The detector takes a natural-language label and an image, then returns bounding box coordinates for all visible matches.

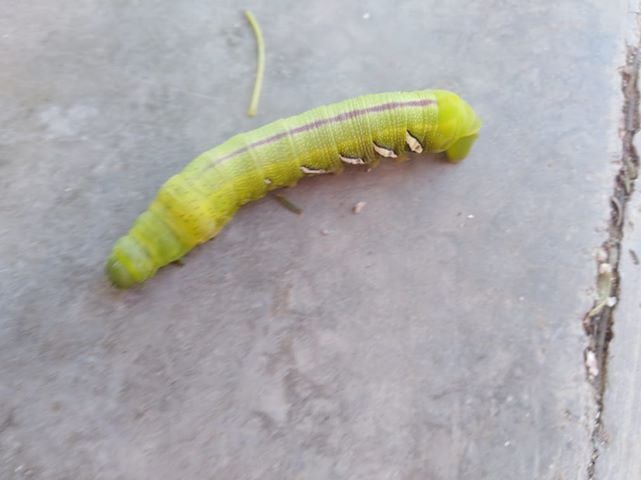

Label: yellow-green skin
[106,89,481,288]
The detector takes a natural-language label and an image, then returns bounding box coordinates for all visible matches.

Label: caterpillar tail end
[105,235,158,289]
[106,255,137,289]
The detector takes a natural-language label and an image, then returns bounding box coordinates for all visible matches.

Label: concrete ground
[0,1,638,479]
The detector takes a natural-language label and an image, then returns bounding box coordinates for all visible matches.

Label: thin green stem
[244,10,265,117]
[271,193,303,215]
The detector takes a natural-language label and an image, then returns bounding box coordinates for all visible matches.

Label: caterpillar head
[432,90,481,163]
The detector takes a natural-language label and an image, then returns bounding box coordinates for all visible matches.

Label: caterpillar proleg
[106,89,481,288]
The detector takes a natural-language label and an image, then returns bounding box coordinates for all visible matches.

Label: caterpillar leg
[445,133,479,163]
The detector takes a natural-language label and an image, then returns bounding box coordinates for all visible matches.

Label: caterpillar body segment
[106,89,481,288]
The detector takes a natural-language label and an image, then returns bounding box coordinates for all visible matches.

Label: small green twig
[271,193,303,215]
[244,10,265,117]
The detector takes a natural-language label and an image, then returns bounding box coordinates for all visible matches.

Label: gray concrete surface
[0,1,633,479]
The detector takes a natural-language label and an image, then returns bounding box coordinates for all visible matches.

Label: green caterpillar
[106,89,481,288]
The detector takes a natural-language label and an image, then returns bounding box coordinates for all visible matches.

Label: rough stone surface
[0,1,630,479]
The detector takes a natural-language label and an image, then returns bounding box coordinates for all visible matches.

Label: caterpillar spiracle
[106,89,481,288]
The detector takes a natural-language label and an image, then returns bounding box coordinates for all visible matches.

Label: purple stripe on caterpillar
[207,98,435,168]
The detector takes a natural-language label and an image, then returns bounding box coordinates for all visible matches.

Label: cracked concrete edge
[583,4,641,479]
[594,145,641,479]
